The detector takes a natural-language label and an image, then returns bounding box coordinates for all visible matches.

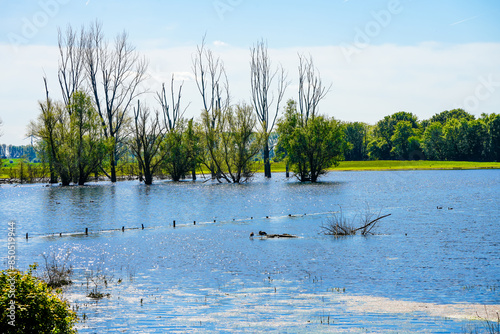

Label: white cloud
[1,42,499,145]
[213,40,228,47]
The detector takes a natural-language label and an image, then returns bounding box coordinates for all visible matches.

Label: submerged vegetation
[40,251,73,289]
[320,207,391,236]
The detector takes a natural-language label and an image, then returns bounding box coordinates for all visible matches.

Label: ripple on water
[1,170,499,332]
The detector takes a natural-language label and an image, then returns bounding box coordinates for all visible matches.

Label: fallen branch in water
[265,233,298,238]
[320,207,391,237]
[353,213,391,236]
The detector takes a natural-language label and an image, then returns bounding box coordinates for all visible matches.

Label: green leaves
[30,91,108,185]
[277,100,345,182]
[200,103,262,183]
[0,264,78,334]
[162,120,200,182]
[390,120,415,160]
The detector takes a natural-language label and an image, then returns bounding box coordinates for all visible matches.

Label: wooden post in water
[173,220,176,228]
[122,226,125,232]
[26,233,28,239]
[85,228,88,235]
[194,221,196,225]
[141,224,144,230]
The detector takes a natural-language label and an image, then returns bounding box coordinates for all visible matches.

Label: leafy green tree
[277,100,344,182]
[162,119,201,182]
[0,264,78,334]
[442,118,462,160]
[430,108,475,124]
[343,122,369,161]
[370,111,419,159]
[390,121,416,160]
[461,119,487,161]
[482,113,500,161]
[441,118,487,161]
[200,103,262,183]
[422,122,446,160]
[29,91,108,185]
[368,138,391,160]
[156,76,200,182]
[29,98,73,186]
[185,119,202,180]
[68,91,109,185]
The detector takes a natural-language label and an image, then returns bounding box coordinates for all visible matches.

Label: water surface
[1,170,499,332]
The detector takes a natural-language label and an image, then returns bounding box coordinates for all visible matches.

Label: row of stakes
[24,213,304,239]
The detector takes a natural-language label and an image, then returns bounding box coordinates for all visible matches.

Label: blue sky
[1,0,500,144]
[2,0,500,47]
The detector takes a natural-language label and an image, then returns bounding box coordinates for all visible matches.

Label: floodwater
[1,170,499,333]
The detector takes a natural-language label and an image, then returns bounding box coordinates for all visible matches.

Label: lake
[1,170,499,333]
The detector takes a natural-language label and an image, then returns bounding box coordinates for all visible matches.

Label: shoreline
[0,163,500,186]
[1,161,499,184]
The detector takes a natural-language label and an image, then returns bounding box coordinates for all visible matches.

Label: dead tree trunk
[250,40,289,178]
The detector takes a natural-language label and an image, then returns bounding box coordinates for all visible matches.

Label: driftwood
[264,233,298,239]
[252,232,298,239]
[353,213,391,235]
[320,210,391,236]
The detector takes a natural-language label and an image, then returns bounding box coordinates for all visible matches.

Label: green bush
[0,264,78,334]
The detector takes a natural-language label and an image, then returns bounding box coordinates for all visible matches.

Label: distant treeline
[341,109,499,162]
[0,144,37,161]
[6,108,498,168]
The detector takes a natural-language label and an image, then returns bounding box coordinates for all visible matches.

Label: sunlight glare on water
[1,170,499,332]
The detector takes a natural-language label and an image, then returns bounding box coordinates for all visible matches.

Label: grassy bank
[2,159,499,181]
[265,160,500,173]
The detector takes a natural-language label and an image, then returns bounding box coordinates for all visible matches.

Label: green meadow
[2,158,499,181]
[266,160,500,173]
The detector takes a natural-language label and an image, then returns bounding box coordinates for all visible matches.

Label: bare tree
[297,54,331,124]
[58,25,85,110]
[192,36,230,178]
[250,40,289,178]
[84,21,148,182]
[157,75,199,181]
[157,74,189,132]
[129,101,165,185]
